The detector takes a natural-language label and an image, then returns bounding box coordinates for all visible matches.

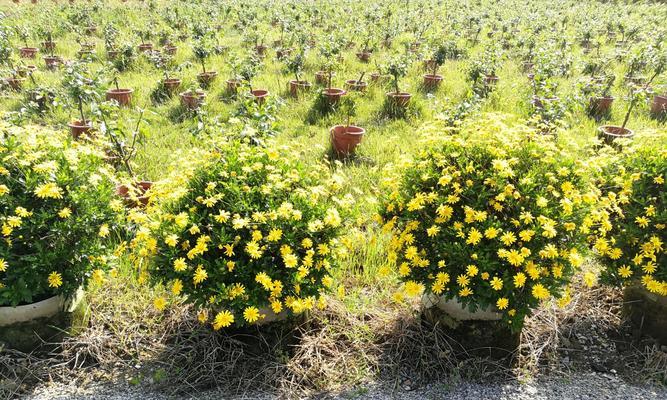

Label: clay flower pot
[597,125,634,145]
[322,88,346,104]
[84,26,97,35]
[288,80,311,97]
[106,88,134,106]
[254,44,267,56]
[0,288,85,352]
[315,71,333,85]
[43,55,61,70]
[522,61,534,72]
[163,78,181,93]
[588,96,615,115]
[180,91,206,109]
[19,47,38,58]
[423,74,443,89]
[386,91,412,107]
[138,43,153,53]
[356,51,371,62]
[5,77,25,91]
[531,96,559,110]
[41,41,56,52]
[197,71,218,87]
[276,48,292,59]
[163,45,177,55]
[345,79,368,92]
[484,75,499,85]
[226,79,241,93]
[330,125,365,156]
[650,95,667,116]
[106,50,119,60]
[68,120,93,139]
[248,89,269,104]
[116,181,153,207]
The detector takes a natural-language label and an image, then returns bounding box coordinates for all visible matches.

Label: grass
[0,0,666,397]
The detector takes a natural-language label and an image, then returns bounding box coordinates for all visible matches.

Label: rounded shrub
[0,123,120,306]
[132,142,344,329]
[591,146,666,294]
[380,135,597,329]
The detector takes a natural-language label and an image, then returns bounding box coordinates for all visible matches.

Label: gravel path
[22,373,667,400]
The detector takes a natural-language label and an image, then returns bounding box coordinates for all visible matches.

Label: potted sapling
[149,52,182,103]
[193,39,217,88]
[330,94,365,157]
[346,71,368,92]
[180,83,206,110]
[286,49,311,97]
[62,62,102,138]
[316,35,343,86]
[587,75,615,117]
[356,36,374,63]
[106,75,133,107]
[237,55,268,104]
[16,27,38,59]
[385,53,411,108]
[423,43,448,90]
[136,28,154,53]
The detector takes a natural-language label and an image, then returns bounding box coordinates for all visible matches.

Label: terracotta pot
[248,89,269,104]
[41,41,56,51]
[106,50,119,60]
[116,181,153,207]
[106,88,133,106]
[624,284,667,345]
[322,88,346,104]
[356,51,371,62]
[386,91,412,107]
[345,79,367,92]
[597,125,633,144]
[588,96,614,115]
[276,48,292,59]
[180,91,206,109]
[163,45,177,55]
[484,75,499,85]
[0,287,85,352]
[5,77,25,91]
[226,79,241,93]
[423,74,443,89]
[138,43,153,53]
[68,120,92,139]
[254,44,267,56]
[163,78,181,93]
[330,125,365,156]
[650,95,667,116]
[44,55,61,70]
[197,71,218,86]
[19,47,38,58]
[84,26,97,35]
[288,80,311,97]
[522,61,534,72]
[315,71,332,85]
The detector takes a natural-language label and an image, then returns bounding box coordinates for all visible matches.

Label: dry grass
[2,275,666,399]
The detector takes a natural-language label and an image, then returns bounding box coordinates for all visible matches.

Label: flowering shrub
[591,147,666,295]
[0,123,120,306]
[380,135,597,329]
[132,142,344,329]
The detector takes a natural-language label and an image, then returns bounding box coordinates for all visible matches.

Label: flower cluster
[131,141,344,329]
[0,123,120,306]
[380,135,597,329]
[591,147,666,294]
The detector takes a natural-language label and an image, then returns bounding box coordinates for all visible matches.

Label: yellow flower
[0,258,6,271]
[165,234,178,247]
[583,272,597,288]
[427,225,440,237]
[496,298,509,310]
[459,287,473,297]
[456,274,470,286]
[635,216,649,229]
[48,271,63,288]
[34,182,63,199]
[531,284,550,300]
[404,280,424,297]
[212,310,235,329]
[513,272,527,288]
[466,265,478,277]
[271,300,283,314]
[0,184,9,196]
[98,224,110,238]
[171,279,183,295]
[153,297,167,311]
[490,276,503,291]
[283,253,298,268]
[58,208,72,219]
[197,310,209,323]
[267,228,283,242]
[654,176,664,184]
[15,207,31,217]
[500,232,516,246]
[618,265,633,279]
[193,265,208,285]
[91,269,105,285]
[174,258,187,272]
[245,241,262,259]
[466,228,482,245]
[243,306,261,323]
[484,227,499,239]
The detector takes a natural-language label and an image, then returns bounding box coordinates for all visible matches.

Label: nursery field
[0,0,666,399]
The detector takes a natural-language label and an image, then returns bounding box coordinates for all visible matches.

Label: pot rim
[386,91,412,98]
[331,125,366,136]
[107,88,134,94]
[423,74,444,79]
[290,80,311,86]
[68,119,92,128]
[322,88,346,96]
[598,125,634,138]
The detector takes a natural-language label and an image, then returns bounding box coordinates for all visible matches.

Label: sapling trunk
[200,59,206,74]
[328,70,332,90]
[432,62,438,76]
[622,70,661,130]
[394,75,399,94]
[295,70,300,83]
[357,71,365,84]
[77,97,85,123]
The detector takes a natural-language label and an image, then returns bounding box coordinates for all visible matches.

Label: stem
[78,97,85,123]
[357,71,365,84]
[201,59,206,74]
